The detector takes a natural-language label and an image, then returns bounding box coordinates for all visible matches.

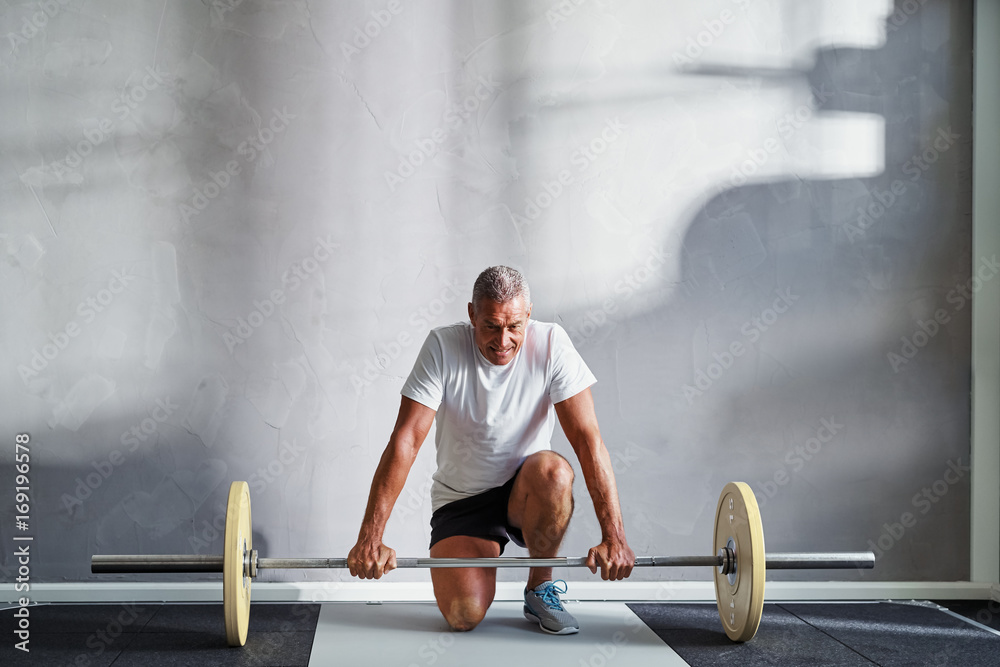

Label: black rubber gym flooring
[628,600,1000,666]
[1,603,319,666]
[2,600,997,665]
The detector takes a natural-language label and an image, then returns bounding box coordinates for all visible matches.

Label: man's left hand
[586,537,635,581]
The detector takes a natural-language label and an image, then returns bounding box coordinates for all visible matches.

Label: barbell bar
[92,552,875,572]
[91,481,874,646]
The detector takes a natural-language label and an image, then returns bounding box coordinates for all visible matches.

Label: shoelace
[535,580,568,611]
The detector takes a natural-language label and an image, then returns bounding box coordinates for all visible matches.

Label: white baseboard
[3,580,995,606]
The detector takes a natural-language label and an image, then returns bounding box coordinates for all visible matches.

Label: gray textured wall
[0,0,973,585]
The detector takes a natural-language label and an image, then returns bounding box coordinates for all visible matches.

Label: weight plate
[224,481,252,647]
[713,481,765,642]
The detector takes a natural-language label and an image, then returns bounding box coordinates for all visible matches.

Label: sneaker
[523,580,579,635]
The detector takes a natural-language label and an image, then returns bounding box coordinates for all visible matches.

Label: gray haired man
[348,266,634,634]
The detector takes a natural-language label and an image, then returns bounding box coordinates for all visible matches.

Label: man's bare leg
[429,535,500,631]
[507,451,575,590]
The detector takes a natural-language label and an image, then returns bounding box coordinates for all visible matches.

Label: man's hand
[586,537,635,581]
[347,539,398,580]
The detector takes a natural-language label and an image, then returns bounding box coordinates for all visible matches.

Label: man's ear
[468,301,475,324]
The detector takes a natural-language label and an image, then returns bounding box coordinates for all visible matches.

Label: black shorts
[428,469,526,555]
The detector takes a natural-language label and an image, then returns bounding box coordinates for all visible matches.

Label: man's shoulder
[428,321,473,347]
[528,319,562,335]
[523,320,579,363]
[527,319,570,345]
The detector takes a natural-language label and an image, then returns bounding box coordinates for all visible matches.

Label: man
[347,266,634,634]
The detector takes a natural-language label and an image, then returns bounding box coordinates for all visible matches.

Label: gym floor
[3,598,998,666]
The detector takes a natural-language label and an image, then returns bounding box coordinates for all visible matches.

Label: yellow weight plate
[713,481,765,642]
[224,481,252,647]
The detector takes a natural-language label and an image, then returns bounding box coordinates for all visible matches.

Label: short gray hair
[471,266,531,311]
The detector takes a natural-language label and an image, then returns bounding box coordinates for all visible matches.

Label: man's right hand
[347,539,398,579]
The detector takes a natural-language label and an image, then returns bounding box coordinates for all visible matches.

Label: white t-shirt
[401,320,597,512]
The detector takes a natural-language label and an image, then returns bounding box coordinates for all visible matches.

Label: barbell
[91,480,874,646]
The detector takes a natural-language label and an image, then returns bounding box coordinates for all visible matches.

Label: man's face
[468,297,531,366]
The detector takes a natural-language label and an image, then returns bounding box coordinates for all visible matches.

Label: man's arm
[347,395,436,579]
[554,387,635,580]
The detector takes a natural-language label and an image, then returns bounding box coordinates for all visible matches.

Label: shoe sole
[523,606,579,635]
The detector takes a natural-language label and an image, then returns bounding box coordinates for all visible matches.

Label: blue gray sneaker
[523,580,579,635]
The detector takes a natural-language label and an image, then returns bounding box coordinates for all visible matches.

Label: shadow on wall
[567,0,972,581]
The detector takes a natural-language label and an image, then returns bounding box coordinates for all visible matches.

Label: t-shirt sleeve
[401,330,445,411]
[548,324,597,404]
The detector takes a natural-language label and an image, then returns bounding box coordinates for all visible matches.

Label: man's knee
[443,597,489,631]
[529,451,574,494]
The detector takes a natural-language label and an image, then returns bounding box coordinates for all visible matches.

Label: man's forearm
[576,440,627,542]
[357,438,419,542]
